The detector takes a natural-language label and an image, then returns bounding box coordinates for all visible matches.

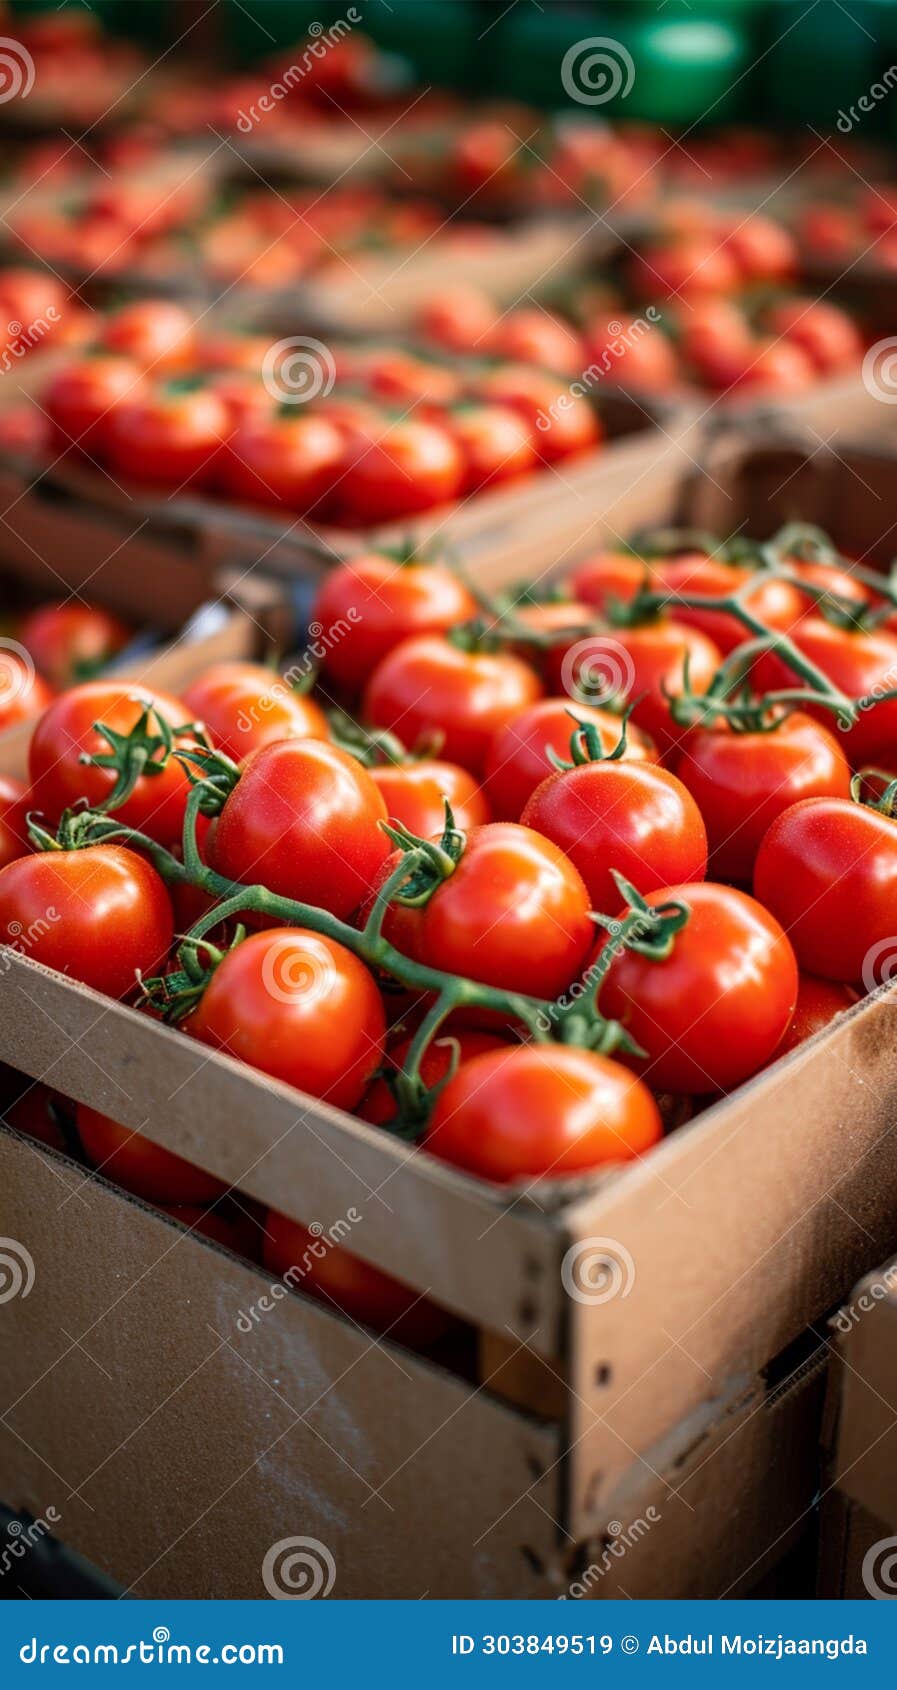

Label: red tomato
[182,660,328,762]
[475,366,601,463]
[262,1208,449,1346]
[336,416,464,525]
[29,681,198,845]
[371,759,489,837]
[77,1104,226,1203]
[101,299,197,371]
[568,551,655,616]
[312,555,476,693]
[629,237,741,300]
[360,1029,507,1126]
[764,298,862,374]
[0,845,173,998]
[376,821,593,1000]
[522,758,707,912]
[0,775,30,870]
[598,881,798,1093]
[2,1080,67,1152]
[211,739,390,920]
[487,308,584,376]
[754,796,897,984]
[654,553,803,655]
[19,601,130,687]
[0,650,51,732]
[363,348,463,409]
[196,332,271,373]
[675,713,852,882]
[416,285,498,353]
[732,338,816,396]
[449,403,535,493]
[191,928,385,1110]
[156,1201,264,1261]
[223,411,345,512]
[759,617,897,765]
[484,698,656,820]
[553,621,722,754]
[678,298,753,389]
[425,1045,662,1182]
[776,973,858,1057]
[582,314,679,391]
[364,634,543,774]
[786,557,870,626]
[43,354,142,452]
[106,382,229,488]
[724,215,796,284]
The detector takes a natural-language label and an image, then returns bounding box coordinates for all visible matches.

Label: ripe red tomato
[553,621,722,754]
[416,285,498,353]
[484,697,656,821]
[1,1077,67,1152]
[364,634,542,774]
[764,298,862,374]
[312,554,476,693]
[0,845,173,998]
[44,354,142,452]
[371,759,489,838]
[360,1029,507,1126]
[376,821,593,1000]
[598,882,798,1092]
[733,338,815,396]
[262,1207,449,1345]
[19,601,130,687]
[487,308,584,376]
[776,973,858,1058]
[724,215,796,283]
[363,348,464,410]
[336,417,464,525]
[425,1045,662,1182]
[674,712,851,882]
[223,411,345,512]
[754,796,897,983]
[211,739,390,920]
[106,382,229,487]
[759,617,897,765]
[190,927,385,1110]
[629,236,741,300]
[475,366,601,463]
[0,651,52,732]
[29,681,198,845]
[101,299,197,370]
[582,314,680,392]
[448,403,535,492]
[786,558,870,626]
[182,660,328,762]
[77,1104,226,1203]
[522,758,707,912]
[568,551,654,616]
[156,1200,264,1261]
[653,553,802,655]
[0,775,30,870]
[678,298,753,389]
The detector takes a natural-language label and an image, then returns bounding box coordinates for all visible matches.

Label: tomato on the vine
[223,411,345,512]
[0,651,52,732]
[335,417,464,525]
[19,601,131,687]
[182,660,329,762]
[758,616,897,764]
[364,634,543,774]
[371,759,489,838]
[567,551,653,617]
[101,299,197,370]
[653,553,803,655]
[44,354,142,453]
[106,381,229,488]
[551,620,722,753]
[312,554,476,693]
[360,1029,507,1126]
[448,403,535,493]
[77,1104,227,1203]
[484,697,656,822]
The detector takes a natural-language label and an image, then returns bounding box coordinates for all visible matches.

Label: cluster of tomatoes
[799,183,897,272]
[1,534,896,1343]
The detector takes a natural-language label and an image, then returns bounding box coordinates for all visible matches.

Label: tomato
[733,338,816,396]
[101,299,197,371]
[0,775,30,871]
[192,927,384,1109]
[156,1200,264,1261]
[759,617,897,765]
[754,796,897,984]
[629,236,741,300]
[416,285,498,353]
[43,354,142,453]
[0,650,52,732]
[553,621,722,754]
[0,1073,67,1152]
[475,366,601,463]
[764,298,862,375]
[371,759,489,838]
[360,1029,506,1125]
[106,382,229,488]
[77,1104,226,1203]
[262,1208,449,1345]
[29,681,198,845]
[363,348,464,409]
[197,332,271,373]
[313,554,476,693]
[211,739,390,920]
[223,411,345,512]
[568,551,655,616]
[678,298,753,389]
[724,215,796,283]
[19,601,130,687]
[336,416,464,525]
[653,554,803,655]
[205,368,272,430]
[0,845,173,998]
[484,697,656,822]
[364,634,542,774]
[582,314,679,392]
[487,308,584,376]
[448,403,535,492]
[776,973,858,1057]
[597,881,798,1093]
[425,1045,662,1182]
[376,821,593,1000]
[674,712,851,882]
[522,758,707,912]
[182,660,328,762]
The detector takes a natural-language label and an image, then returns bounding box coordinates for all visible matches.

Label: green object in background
[220,0,339,64]
[764,0,880,125]
[358,0,477,91]
[604,16,751,123]
[492,4,616,107]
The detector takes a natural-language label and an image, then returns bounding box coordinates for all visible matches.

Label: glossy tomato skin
[223,412,344,513]
[101,299,197,370]
[77,1104,226,1203]
[44,354,142,453]
[415,285,498,353]
[475,366,601,463]
[0,774,30,870]
[568,551,655,616]
[377,821,593,1000]
[753,797,897,983]
[211,739,390,920]
[312,555,476,693]
[552,621,722,755]
[484,697,656,822]
[182,660,328,762]
[191,928,385,1110]
[598,881,798,1093]
[654,554,803,655]
[425,1045,663,1183]
[19,601,130,687]
[776,973,858,1058]
[0,845,173,998]
[0,654,52,733]
[29,681,197,845]
[674,712,851,883]
[371,760,489,838]
[360,1029,506,1126]
[106,383,229,488]
[522,759,707,912]
[758,617,897,765]
[336,417,464,525]
[364,634,543,775]
[448,403,535,493]
[262,1208,449,1345]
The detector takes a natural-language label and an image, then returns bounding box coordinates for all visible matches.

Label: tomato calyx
[173,741,242,814]
[850,769,897,820]
[141,927,246,1023]
[547,703,638,771]
[327,711,413,769]
[379,804,466,908]
[80,703,205,815]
